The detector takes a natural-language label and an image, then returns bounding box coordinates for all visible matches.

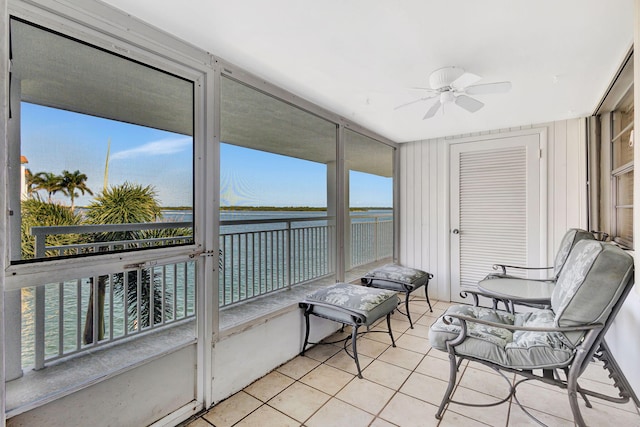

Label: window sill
[6,321,196,418]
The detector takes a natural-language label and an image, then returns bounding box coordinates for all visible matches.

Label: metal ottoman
[299,283,399,378]
[361,263,433,328]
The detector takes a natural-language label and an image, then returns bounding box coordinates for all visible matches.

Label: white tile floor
[182,299,640,427]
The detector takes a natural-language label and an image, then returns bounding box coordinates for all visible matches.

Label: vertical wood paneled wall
[398,119,588,301]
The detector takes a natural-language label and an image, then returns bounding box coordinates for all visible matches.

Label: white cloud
[111,137,191,160]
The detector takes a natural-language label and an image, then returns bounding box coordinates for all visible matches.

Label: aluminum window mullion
[76,279,82,348]
[92,275,99,344]
[160,265,166,324]
[58,282,64,357]
[149,267,155,327]
[136,269,142,331]
[109,274,114,340]
[182,262,188,317]
[123,272,129,335]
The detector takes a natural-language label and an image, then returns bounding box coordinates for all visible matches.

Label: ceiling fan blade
[455,95,484,113]
[451,72,482,89]
[423,100,442,119]
[394,94,438,110]
[409,86,438,92]
[465,81,512,95]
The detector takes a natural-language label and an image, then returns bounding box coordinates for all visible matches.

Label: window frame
[4,7,208,291]
[593,49,633,250]
[609,88,634,249]
[217,61,398,283]
[3,0,216,413]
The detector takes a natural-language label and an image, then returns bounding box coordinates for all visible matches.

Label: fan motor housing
[429,66,465,90]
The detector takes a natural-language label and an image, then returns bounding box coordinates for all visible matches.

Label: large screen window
[10,19,194,263]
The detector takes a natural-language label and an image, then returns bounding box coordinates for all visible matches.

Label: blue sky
[22,103,392,208]
[220,144,392,208]
[22,103,193,207]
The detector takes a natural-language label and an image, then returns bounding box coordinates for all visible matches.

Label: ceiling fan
[396,66,512,119]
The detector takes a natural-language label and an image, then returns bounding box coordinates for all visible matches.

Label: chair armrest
[491,264,553,280]
[443,312,603,333]
[459,289,515,312]
[492,264,553,275]
[459,289,508,308]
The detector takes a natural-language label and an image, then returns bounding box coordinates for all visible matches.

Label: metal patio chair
[463,228,596,312]
[429,240,637,426]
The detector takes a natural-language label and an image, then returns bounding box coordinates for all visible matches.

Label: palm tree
[30,172,63,202]
[60,170,93,210]
[20,198,85,259]
[85,182,162,230]
[82,182,164,343]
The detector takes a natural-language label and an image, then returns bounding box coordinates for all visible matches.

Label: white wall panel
[211,309,337,403]
[553,120,569,246]
[398,119,588,301]
[0,0,7,424]
[7,346,197,427]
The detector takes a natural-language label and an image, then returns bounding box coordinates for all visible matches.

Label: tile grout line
[298,304,418,426]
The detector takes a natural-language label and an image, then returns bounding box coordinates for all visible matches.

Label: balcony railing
[219,217,336,307]
[21,213,392,369]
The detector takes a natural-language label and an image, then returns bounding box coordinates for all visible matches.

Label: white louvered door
[450,134,542,302]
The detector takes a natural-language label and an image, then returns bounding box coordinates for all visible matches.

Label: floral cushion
[552,228,595,278]
[303,283,399,326]
[430,241,634,369]
[551,240,634,335]
[361,264,431,291]
[484,228,594,281]
[429,305,575,369]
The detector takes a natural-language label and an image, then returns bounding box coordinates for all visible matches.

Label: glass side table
[476,278,555,313]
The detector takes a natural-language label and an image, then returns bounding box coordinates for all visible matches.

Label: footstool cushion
[300,283,399,378]
[361,263,431,292]
[302,282,399,326]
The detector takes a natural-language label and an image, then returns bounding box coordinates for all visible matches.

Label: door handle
[452,229,460,234]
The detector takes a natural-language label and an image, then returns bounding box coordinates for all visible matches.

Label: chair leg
[301,310,311,356]
[425,285,433,312]
[386,313,396,347]
[351,325,363,379]
[405,290,414,328]
[567,370,587,426]
[436,349,458,419]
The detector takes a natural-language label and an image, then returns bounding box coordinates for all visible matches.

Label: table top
[477,278,554,304]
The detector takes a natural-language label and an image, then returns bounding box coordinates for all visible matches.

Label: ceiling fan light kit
[397,66,512,119]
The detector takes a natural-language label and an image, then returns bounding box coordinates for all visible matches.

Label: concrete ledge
[6,322,195,417]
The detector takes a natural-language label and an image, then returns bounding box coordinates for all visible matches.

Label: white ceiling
[100,0,634,143]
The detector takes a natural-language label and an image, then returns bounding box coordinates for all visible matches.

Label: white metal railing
[27,222,195,369]
[219,217,336,306]
[31,221,193,258]
[218,214,392,307]
[350,214,393,267]
[23,214,392,368]
[22,261,196,370]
